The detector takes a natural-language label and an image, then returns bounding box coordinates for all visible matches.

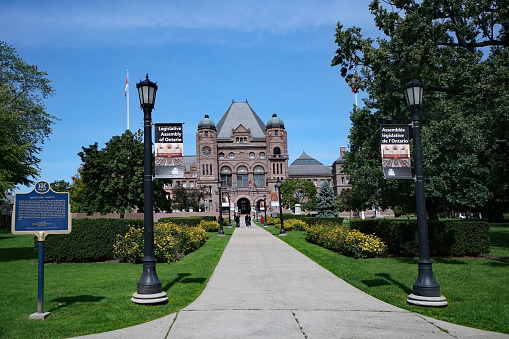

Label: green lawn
[261,223,509,334]
[0,227,233,338]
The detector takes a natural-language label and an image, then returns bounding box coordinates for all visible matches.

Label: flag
[125,75,129,97]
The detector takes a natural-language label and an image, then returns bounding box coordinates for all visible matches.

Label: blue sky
[2,0,378,192]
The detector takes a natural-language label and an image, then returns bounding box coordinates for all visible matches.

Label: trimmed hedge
[34,218,144,262]
[157,216,215,226]
[350,219,490,257]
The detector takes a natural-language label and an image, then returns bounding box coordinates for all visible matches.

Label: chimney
[340,146,346,157]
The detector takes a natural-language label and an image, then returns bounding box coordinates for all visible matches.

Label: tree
[0,41,56,201]
[316,181,338,217]
[280,178,317,211]
[77,130,145,217]
[332,0,508,220]
[171,186,210,212]
[50,180,70,192]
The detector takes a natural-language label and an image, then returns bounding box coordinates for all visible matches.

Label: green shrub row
[305,223,388,259]
[34,218,144,262]
[349,219,490,256]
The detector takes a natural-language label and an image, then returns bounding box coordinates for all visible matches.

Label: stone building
[164,100,351,216]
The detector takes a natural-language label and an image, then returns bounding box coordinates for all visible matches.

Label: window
[205,131,209,137]
[249,152,255,158]
[253,166,265,187]
[237,166,248,187]
[229,152,235,159]
[183,182,186,188]
[275,130,278,136]
[320,179,326,187]
[190,181,194,188]
[221,166,232,187]
[313,179,317,187]
[218,152,225,159]
[243,137,247,143]
[260,152,265,158]
[273,147,281,155]
[236,137,239,143]
[341,177,345,184]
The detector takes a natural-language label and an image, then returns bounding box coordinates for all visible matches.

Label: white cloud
[1,0,376,47]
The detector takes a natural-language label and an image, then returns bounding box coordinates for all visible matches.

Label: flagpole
[126,69,130,130]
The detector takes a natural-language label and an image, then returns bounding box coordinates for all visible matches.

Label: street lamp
[217,181,225,236]
[132,74,167,305]
[403,78,447,307]
[263,194,268,227]
[227,193,232,227]
[276,180,286,236]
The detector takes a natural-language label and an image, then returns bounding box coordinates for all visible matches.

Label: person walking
[245,214,249,228]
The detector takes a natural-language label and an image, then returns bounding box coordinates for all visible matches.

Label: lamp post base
[407,294,448,307]
[29,311,50,320]
[131,291,168,305]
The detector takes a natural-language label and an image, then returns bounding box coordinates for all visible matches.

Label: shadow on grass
[0,246,36,262]
[163,273,191,291]
[482,258,509,267]
[374,273,413,294]
[49,295,105,311]
[490,229,509,249]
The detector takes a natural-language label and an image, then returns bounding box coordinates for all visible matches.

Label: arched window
[273,147,281,155]
[221,166,232,187]
[237,166,248,187]
[253,166,265,187]
[249,152,255,158]
[218,152,225,159]
[259,152,265,159]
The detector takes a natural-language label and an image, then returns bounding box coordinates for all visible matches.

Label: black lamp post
[276,180,286,236]
[132,74,167,304]
[263,194,267,227]
[227,193,232,227]
[217,181,225,236]
[403,79,447,307]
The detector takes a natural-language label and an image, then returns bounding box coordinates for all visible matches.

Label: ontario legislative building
[164,100,351,217]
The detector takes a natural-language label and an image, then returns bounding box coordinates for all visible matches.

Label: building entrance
[237,198,251,214]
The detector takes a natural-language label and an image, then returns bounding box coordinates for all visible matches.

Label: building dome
[266,113,284,129]
[198,114,216,130]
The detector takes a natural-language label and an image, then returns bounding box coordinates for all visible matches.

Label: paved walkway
[81,223,508,338]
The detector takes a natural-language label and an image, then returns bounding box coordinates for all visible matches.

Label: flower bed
[114,221,207,263]
[306,223,388,259]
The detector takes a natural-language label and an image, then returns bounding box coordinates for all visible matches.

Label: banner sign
[221,192,230,207]
[380,124,413,180]
[270,192,279,207]
[12,181,71,236]
[155,123,184,178]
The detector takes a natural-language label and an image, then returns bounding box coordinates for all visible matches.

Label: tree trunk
[426,197,439,222]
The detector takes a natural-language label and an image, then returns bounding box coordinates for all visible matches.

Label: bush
[157,216,215,226]
[350,219,490,257]
[306,223,388,259]
[279,219,309,231]
[35,218,144,262]
[114,221,207,263]
[198,220,220,232]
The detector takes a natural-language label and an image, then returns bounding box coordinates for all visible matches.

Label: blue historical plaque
[12,181,71,236]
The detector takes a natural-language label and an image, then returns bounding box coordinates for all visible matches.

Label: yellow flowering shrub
[114,221,207,264]
[306,223,388,259]
[265,216,279,225]
[198,220,220,232]
[279,219,309,231]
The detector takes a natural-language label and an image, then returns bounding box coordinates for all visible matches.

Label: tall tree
[0,41,56,201]
[332,0,508,220]
[280,178,317,211]
[78,130,144,217]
